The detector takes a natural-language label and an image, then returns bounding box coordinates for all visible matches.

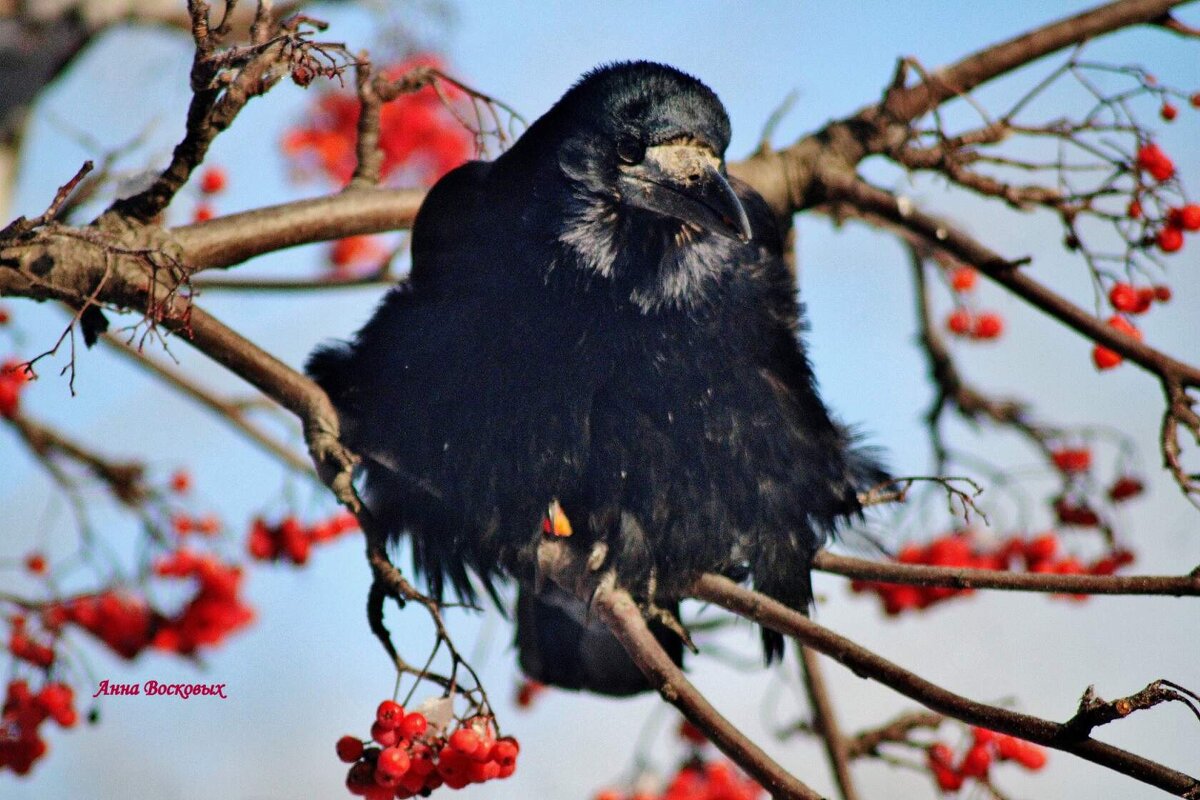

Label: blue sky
[4,2,1199,799]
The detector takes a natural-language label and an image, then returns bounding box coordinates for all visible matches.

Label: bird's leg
[642,569,698,654]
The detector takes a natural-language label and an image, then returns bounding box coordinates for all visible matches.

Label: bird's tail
[515,584,683,697]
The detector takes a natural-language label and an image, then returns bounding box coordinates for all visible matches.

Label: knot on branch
[1063,680,1200,741]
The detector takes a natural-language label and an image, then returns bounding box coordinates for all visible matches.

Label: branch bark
[694,574,1200,798]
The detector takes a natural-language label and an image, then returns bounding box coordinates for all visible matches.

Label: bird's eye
[616,138,644,165]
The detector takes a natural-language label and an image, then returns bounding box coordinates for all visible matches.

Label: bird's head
[515,61,753,309]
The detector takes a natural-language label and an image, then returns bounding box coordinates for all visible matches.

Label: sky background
[3,2,1199,799]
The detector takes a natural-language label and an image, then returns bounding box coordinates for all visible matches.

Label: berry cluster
[192,165,227,223]
[1,679,77,775]
[926,728,1046,792]
[8,616,55,669]
[149,550,255,654]
[283,55,472,189]
[20,552,254,662]
[851,532,1135,615]
[942,267,1004,341]
[246,512,359,565]
[338,701,518,798]
[0,358,32,418]
[595,761,762,800]
[594,721,761,800]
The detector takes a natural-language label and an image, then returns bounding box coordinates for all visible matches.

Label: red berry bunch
[246,512,359,565]
[943,268,1005,342]
[148,551,255,655]
[1107,282,1170,315]
[338,702,518,798]
[171,513,222,537]
[283,55,472,189]
[1156,203,1200,255]
[595,760,762,800]
[1,679,77,775]
[0,358,32,419]
[926,728,1046,792]
[43,591,156,660]
[190,165,227,223]
[1136,142,1175,182]
[8,616,55,669]
[851,533,997,615]
[853,532,1136,614]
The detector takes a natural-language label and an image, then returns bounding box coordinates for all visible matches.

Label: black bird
[308,61,883,696]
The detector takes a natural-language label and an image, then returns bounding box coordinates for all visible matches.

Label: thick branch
[172,189,423,270]
[695,574,1200,798]
[591,581,822,800]
[813,551,1200,596]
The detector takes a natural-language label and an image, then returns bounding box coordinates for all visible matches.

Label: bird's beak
[618,143,753,243]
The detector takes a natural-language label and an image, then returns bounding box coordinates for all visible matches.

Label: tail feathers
[516,584,683,697]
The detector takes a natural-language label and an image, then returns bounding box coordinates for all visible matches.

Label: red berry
[24,552,47,575]
[1192,92,1200,108]
[376,699,404,729]
[946,308,972,336]
[1011,740,1048,770]
[376,746,411,778]
[1158,225,1184,253]
[1126,199,1142,219]
[336,735,364,763]
[1108,283,1139,313]
[449,727,481,755]
[971,727,997,746]
[1179,204,1200,232]
[960,743,992,779]
[370,721,399,747]
[490,737,520,767]
[1050,447,1091,473]
[1107,315,1141,340]
[1153,285,1172,303]
[169,469,192,493]
[1160,103,1178,121]
[1093,345,1121,370]
[927,742,955,768]
[971,312,1003,340]
[193,203,215,223]
[1023,533,1058,565]
[199,166,227,194]
[949,266,978,292]
[346,761,376,795]
[398,711,427,740]
[679,719,707,745]
[1108,475,1145,502]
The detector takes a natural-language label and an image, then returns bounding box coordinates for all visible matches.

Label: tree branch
[694,573,1200,798]
[800,646,861,800]
[813,551,1200,596]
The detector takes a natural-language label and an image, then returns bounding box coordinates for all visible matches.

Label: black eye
[616,138,644,165]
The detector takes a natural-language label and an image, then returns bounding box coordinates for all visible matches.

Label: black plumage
[308,61,883,695]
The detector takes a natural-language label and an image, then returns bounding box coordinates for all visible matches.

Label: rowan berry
[336,735,364,763]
